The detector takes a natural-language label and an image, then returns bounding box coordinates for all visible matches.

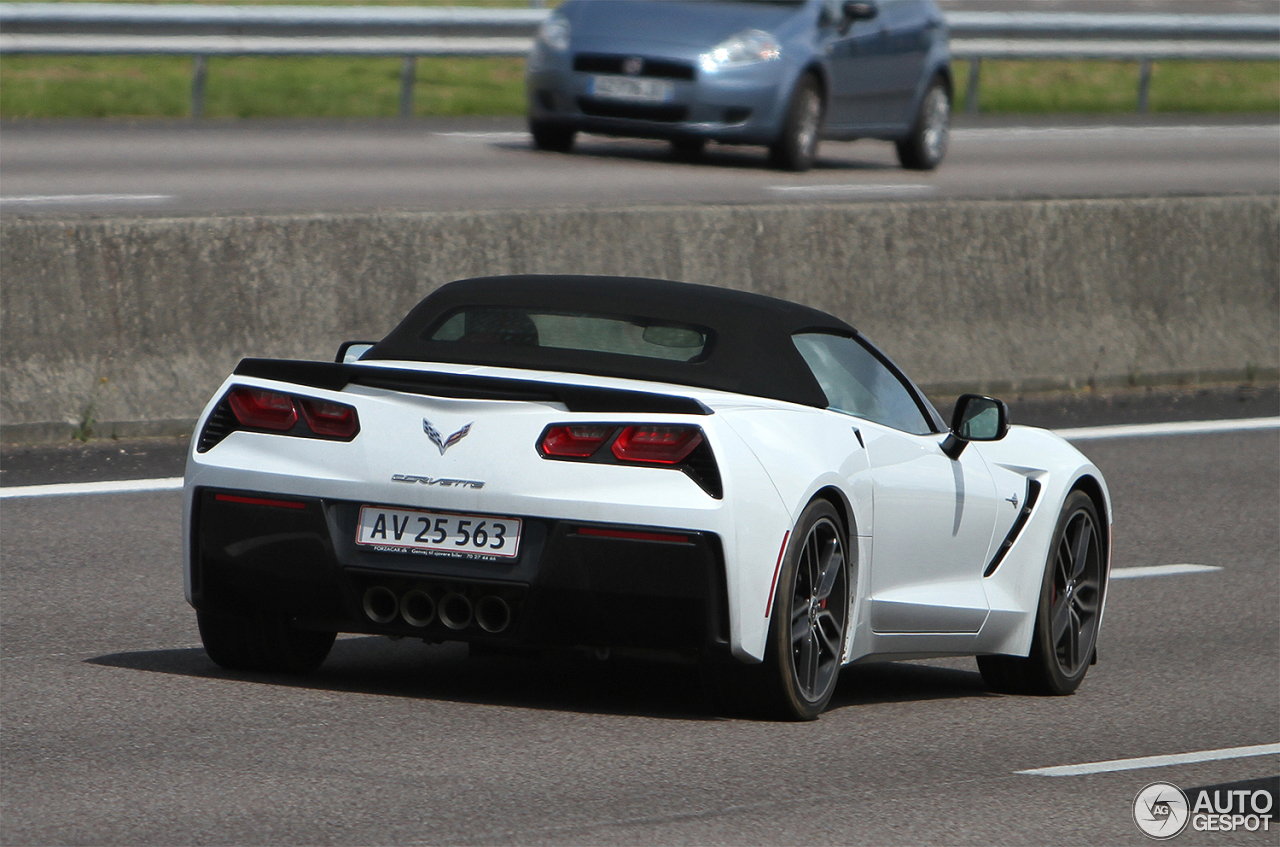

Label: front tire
[761,500,849,719]
[769,74,823,172]
[198,606,335,674]
[895,77,950,171]
[529,120,576,153]
[978,490,1105,695]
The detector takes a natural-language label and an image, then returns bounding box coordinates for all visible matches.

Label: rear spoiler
[233,359,712,416]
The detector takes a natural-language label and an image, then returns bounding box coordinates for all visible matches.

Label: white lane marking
[953,125,1279,142]
[0,193,173,205]
[0,477,183,499]
[766,183,935,196]
[1111,563,1223,579]
[1017,743,1280,777]
[1056,416,1280,441]
[435,131,528,140]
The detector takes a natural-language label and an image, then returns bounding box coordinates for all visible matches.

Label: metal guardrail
[945,12,1280,113]
[2,4,1276,118]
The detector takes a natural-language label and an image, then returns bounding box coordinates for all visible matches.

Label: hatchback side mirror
[336,341,377,364]
[842,0,880,27]
[941,394,1009,459]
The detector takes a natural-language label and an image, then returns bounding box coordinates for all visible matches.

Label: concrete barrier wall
[2,195,1277,442]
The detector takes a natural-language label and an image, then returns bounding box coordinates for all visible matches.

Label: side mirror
[336,341,376,364]
[841,0,879,29]
[941,394,1009,459]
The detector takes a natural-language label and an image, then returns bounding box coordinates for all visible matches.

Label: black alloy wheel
[978,490,1105,695]
[1047,501,1103,677]
[764,499,849,719]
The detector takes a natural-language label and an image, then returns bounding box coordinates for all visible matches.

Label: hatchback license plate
[591,75,674,103]
[356,506,521,559]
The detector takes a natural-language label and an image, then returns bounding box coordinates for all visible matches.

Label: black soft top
[369,275,855,408]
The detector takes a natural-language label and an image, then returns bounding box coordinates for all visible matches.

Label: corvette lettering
[391,474,486,489]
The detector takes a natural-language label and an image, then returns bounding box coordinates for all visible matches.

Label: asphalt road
[2,115,1276,216]
[2,392,1277,844]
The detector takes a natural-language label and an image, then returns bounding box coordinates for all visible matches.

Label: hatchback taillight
[228,387,297,431]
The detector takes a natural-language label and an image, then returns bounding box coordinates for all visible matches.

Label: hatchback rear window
[426,307,712,363]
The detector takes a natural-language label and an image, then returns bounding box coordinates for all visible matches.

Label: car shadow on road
[87,637,991,721]
[87,638,718,721]
[829,661,993,710]
[494,139,897,173]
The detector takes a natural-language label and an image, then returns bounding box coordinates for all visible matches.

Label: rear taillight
[540,424,614,458]
[228,387,297,431]
[535,422,720,498]
[199,385,360,451]
[299,397,360,439]
[611,425,703,464]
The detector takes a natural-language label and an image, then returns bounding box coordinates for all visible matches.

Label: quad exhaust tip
[475,596,512,634]
[364,586,510,633]
[363,585,399,624]
[438,592,474,631]
[400,589,436,628]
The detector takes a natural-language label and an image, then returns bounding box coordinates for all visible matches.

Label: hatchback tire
[896,77,950,170]
[530,120,576,153]
[769,74,823,172]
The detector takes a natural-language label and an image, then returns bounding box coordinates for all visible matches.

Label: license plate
[591,74,674,103]
[356,506,522,559]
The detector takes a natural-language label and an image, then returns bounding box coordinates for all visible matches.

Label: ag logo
[1134,782,1191,839]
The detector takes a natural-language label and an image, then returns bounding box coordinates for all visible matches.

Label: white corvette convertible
[185,275,1111,719]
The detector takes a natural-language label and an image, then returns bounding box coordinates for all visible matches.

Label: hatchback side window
[793,332,932,434]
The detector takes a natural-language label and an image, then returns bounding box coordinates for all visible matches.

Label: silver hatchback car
[526,0,952,171]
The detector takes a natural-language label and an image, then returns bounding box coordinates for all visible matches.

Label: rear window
[426,307,712,363]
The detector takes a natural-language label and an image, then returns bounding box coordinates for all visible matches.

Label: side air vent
[984,479,1041,577]
[681,440,723,499]
[197,398,238,452]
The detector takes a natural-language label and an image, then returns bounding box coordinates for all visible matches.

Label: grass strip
[952,59,1280,113]
[1,56,1276,119]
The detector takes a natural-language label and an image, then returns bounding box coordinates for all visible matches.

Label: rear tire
[895,77,950,170]
[978,490,1104,695]
[769,74,823,172]
[757,500,849,719]
[529,120,576,153]
[197,606,335,674]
